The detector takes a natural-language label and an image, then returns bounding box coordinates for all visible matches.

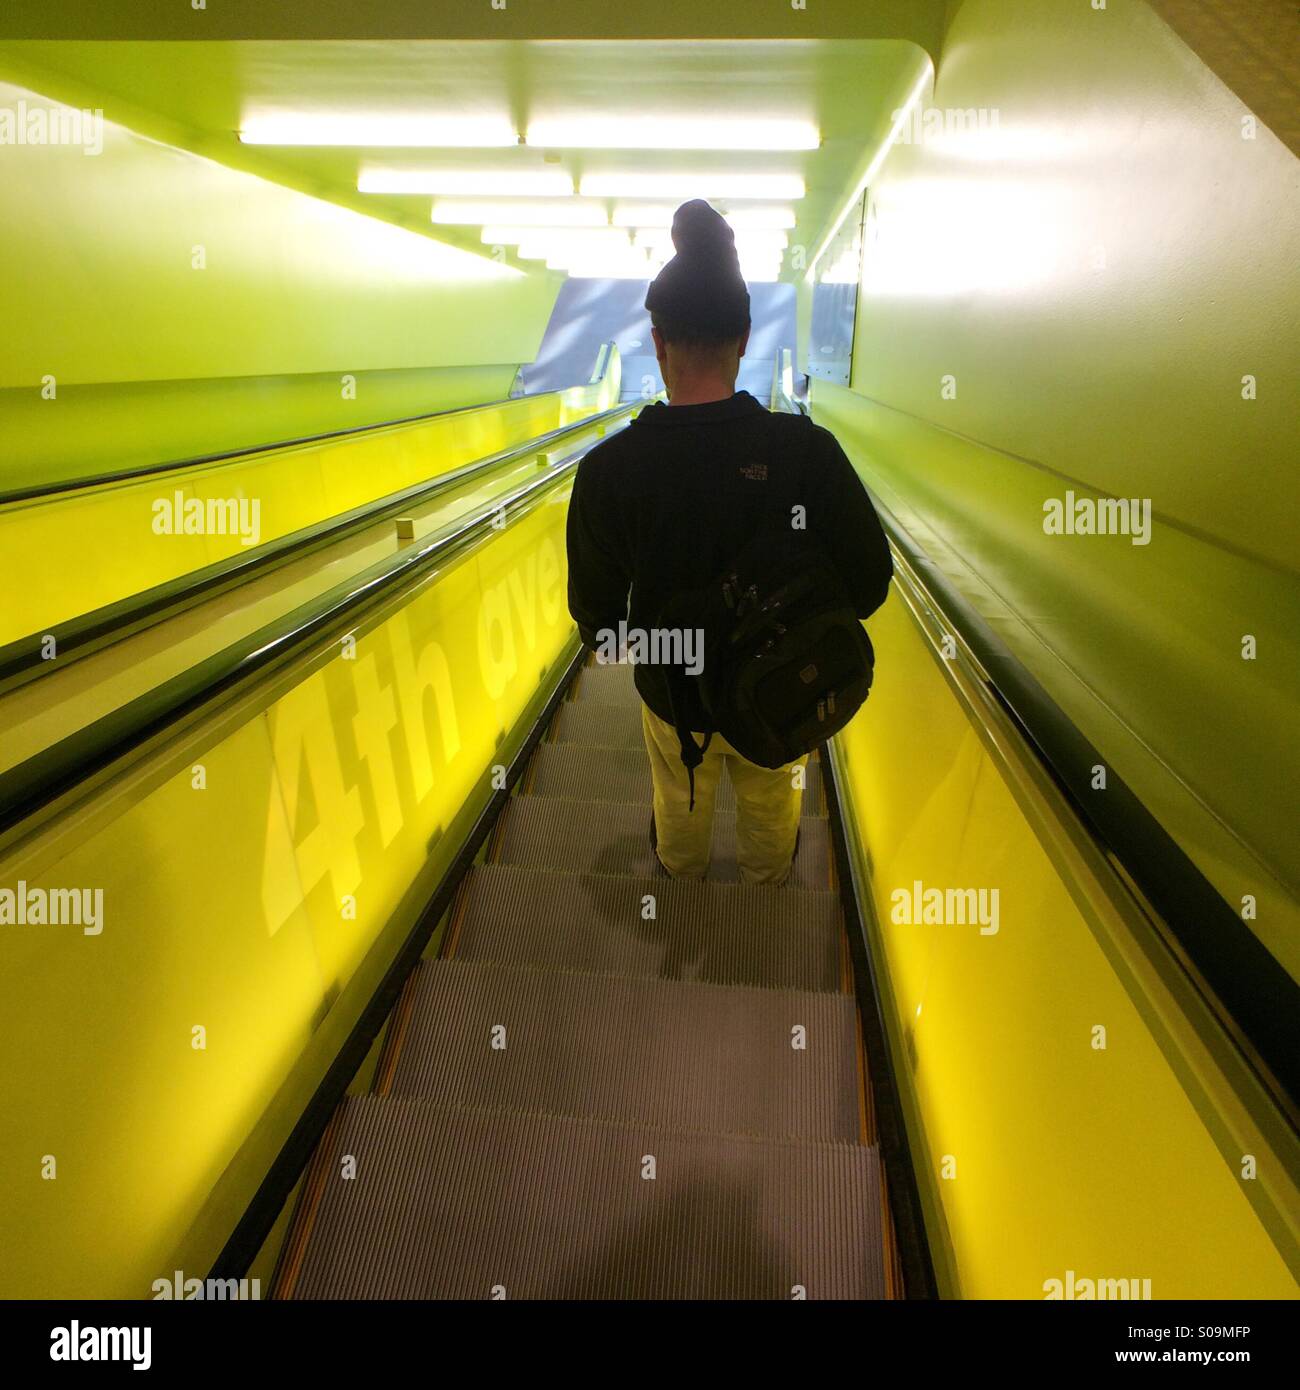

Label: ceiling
[5,39,926,280]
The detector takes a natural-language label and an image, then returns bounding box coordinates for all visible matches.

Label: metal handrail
[770,346,808,415]
[0,358,621,509]
[0,432,607,840]
[0,400,636,693]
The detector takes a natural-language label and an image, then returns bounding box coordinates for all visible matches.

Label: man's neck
[667,380,738,407]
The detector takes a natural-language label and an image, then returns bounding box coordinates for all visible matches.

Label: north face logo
[739,462,768,481]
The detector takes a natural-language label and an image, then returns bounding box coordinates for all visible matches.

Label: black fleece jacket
[566,390,893,728]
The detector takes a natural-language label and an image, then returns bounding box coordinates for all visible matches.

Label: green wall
[0,366,523,496]
[0,69,561,490]
[817,0,1300,959]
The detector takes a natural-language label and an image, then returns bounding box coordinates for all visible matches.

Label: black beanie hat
[644,199,751,339]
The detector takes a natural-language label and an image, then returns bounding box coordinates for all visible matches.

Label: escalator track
[274,657,896,1300]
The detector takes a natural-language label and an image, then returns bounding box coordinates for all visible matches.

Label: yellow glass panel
[834,589,1298,1298]
[0,481,577,1297]
[0,388,608,646]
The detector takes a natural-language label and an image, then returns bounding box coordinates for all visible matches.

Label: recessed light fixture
[726,206,801,230]
[503,230,636,255]
[483,225,631,247]
[612,203,797,231]
[581,173,805,200]
[241,114,519,147]
[544,238,647,259]
[525,117,819,151]
[360,169,574,196]
[432,199,609,227]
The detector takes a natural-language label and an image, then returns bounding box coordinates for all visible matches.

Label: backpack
[659,416,876,806]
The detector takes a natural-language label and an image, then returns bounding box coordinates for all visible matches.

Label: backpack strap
[665,671,712,812]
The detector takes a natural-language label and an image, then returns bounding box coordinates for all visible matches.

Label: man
[567,199,893,886]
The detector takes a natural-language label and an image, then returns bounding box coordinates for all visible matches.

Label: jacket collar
[632,390,765,427]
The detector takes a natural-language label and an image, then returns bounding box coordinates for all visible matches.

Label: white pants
[641,705,806,885]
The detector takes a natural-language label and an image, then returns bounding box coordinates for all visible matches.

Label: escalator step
[572,661,641,705]
[551,700,644,749]
[451,863,844,992]
[387,959,861,1141]
[526,742,827,816]
[494,796,832,890]
[287,1097,884,1300]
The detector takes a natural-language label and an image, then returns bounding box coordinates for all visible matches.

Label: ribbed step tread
[494,796,832,891]
[388,959,860,1141]
[287,1097,884,1300]
[527,742,826,817]
[452,863,844,992]
[572,661,642,706]
[552,700,644,749]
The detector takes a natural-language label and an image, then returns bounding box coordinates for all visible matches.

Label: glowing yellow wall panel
[833,589,1297,1299]
[0,485,576,1298]
[0,387,608,646]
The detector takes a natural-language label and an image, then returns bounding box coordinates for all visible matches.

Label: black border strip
[821,747,939,1301]
[880,511,1300,1115]
[0,403,632,691]
[207,643,588,1282]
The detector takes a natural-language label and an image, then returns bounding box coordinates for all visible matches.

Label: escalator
[1,362,1296,1301]
[275,657,893,1300]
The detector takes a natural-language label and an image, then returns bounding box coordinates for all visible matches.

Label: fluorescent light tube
[511,230,634,254]
[433,199,609,227]
[526,117,819,151]
[241,114,518,147]
[360,169,574,196]
[582,173,804,200]
[612,203,797,230]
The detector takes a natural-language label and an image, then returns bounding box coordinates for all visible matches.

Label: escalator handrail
[876,497,1300,1121]
[820,745,940,1299]
[771,347,809,416]
[0,400,636,693]
[763,397,1299,1123]
[0,351,619,510]
[0,432,606,842]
